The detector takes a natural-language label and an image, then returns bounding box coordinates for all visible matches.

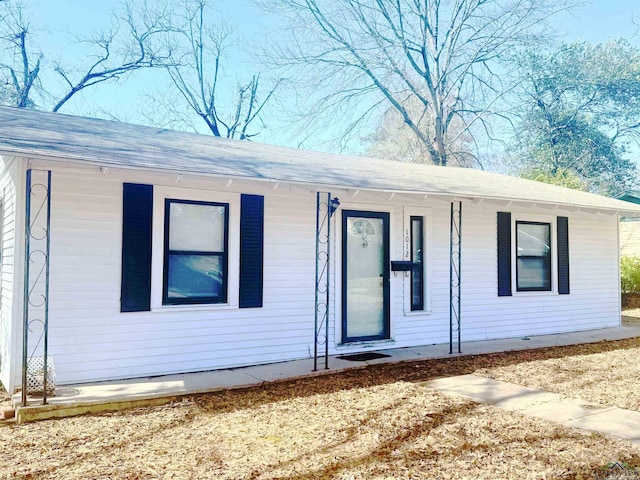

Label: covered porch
[11,317,640,423]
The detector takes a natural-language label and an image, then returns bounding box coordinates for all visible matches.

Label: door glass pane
[169,202,225,252]
[167,254,223,299]
[346,216,384,338]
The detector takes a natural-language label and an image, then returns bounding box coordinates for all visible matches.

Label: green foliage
[620,256,640,294]
[514,40,640,196]
[520,167,587,190]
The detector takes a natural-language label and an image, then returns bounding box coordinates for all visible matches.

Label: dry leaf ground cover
[476,316,640,411]
[3,336,640,479]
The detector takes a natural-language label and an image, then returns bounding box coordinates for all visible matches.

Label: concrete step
[13,395,181,423]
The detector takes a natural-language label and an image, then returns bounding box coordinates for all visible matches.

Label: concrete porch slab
[12,320,640,423]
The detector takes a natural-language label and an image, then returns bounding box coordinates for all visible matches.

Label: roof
[617,191,640,204]
[0,105,638,214]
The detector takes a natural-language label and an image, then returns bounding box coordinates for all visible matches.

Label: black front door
[342,210,390,343]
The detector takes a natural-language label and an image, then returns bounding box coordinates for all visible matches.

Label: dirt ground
[3,334,640,479]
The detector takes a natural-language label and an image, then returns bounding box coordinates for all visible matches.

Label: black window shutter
[557,216,570,295]
[121,183,153,312]
[239,194,264,308]
[497,211,512,297]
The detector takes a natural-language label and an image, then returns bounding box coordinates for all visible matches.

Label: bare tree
[49,2,177,112]
[266,0,579,165]
[0,2,41,107]
[0,0,175,112]
[162,0,279,139]
[365,94,476,166]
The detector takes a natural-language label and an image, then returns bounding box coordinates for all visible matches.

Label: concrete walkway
[12,317,640,423]
[425,374,640,445]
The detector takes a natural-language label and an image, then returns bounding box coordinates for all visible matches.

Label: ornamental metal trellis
[449,201,462,354]
[313,192,339,371]
[21,169,52,406]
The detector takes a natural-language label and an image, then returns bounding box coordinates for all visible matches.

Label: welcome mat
[336,352,391,362]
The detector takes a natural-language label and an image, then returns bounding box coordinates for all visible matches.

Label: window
[497,213,569,297]
[403,208,431,313]
[122,184,265,312]
[516,221,551,291]
[163,199,229,305]
[410,216,424,310]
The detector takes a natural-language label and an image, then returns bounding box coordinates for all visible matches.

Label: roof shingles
[0,105,638,213]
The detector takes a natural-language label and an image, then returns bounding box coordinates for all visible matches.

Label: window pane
[517,223,550,256]
[167,254,224,300]
[169,202,225,252]
[410,217,424,311]
[411,219,423,264]
[517,258,551,290]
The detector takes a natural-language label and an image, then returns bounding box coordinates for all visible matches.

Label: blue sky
[560,0,638,42]
[32,0,264,54]
[21,0,640,150]
[32,0,639,45]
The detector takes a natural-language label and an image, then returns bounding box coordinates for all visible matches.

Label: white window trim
[150,185,240,311]
[402,206,432,315]
[511,212,557,296]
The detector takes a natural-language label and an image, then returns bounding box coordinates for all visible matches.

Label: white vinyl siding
[3,158,623,386]
[22,161,316,384]
[0,157,20,392]
[334,198,619,351]
[459,203,619,341]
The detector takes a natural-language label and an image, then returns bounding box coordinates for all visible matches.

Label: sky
[32,0,639,40]
[559,0,638,42]
[15,0,640,152]
[25,0,278,136]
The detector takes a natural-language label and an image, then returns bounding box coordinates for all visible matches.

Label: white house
[617,191,640,257]
[0,105,638,396]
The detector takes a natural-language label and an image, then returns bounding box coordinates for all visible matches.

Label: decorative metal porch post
[314,192,339,371]
[450,201,462,354]
[21,169,52,406]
